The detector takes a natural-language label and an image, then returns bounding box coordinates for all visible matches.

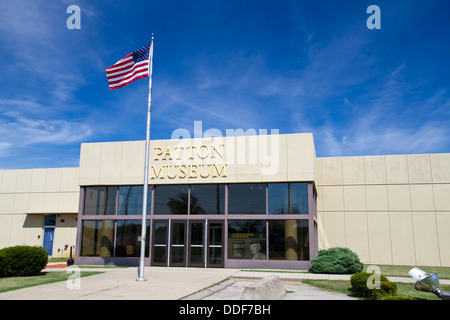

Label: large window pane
[290,183,308,214]
[268,220,309,261]
[118,186,151,215]
[228,184,266,215]
[84,187,116,215]
[268,183,289,214]
[115,220,150,257]
[80,220,114,256]
[154,185,189,214]
[228,220,266,260]
[190,184,225,214]
[268,183,308,215]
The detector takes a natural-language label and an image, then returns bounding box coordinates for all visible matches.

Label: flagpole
[137,33,154,282]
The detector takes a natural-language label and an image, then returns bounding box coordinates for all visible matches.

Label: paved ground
[1,263,438,300]
[182,279,358,300]
[0,266,237,300]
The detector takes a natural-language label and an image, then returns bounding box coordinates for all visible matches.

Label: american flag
[105,43,151,90]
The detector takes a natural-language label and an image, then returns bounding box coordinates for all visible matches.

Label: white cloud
[0,1,105,103]
[316,119,449,157]
[0,97,92,160]
[0,1,104,168]
[287,31,450,157]
[0,142,12,158]
[150,52,279,132]
[0,117,91,156]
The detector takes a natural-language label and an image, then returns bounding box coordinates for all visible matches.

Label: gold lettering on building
[151,165,164,179]
[213,163,227,177]
[166,165,178,179]
[163,147,173,160]
[179,164,187,178]
[199,164,210,178]
[189,164,197,178]
[154,147,163,160]
[151,143,227,180]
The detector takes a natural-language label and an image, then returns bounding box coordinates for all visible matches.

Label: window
[80,220,149,257]
[289,183,309,214]
[268,220,309,261]
[78,182,315,264]
[84,187,117,215]
[44,215,56,226]
[228,220,266,260]
[154,185,189,214]
[190,184,225,214]
[268,183,308,215]
[115,220,150,257]
[228,184,266,215]
[117,186,151,215]
[83,183,310,216]
[80,220,114,256]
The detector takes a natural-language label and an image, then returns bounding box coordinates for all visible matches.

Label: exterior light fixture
[408,267,450,300]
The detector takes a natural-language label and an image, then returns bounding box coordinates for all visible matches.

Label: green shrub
[350,272,397,300]
[0,245,48,277]
[309,247,364,274]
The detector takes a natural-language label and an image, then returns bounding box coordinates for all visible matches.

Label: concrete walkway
[182,278,358,300]
[1,264,439,300]
[0,266,238,300]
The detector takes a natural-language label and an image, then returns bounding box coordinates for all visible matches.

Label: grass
[302,279,450,300]
[244,264,450,280]
[245,264,450,300]
[0,271,103,293]
[395,282,450,300]
[302,263,450,300]
[369,264,450,280]
[48,258,69,262]
[303,279,355,296]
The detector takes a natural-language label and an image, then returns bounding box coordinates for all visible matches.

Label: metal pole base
[136,277,147,282]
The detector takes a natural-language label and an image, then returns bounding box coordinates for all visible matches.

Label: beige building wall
[317,153,450,267]
[0,167,79,257]
[2,134,449,267]
[77,133,317,186]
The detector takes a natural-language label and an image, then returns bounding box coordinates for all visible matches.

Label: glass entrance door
[152,221,168,266]
[187,220,224,267]
[189,221,205,267]
[152,219,223,267]
[208,221,224,267]
[151,220,187,267]
[170,221,186,266]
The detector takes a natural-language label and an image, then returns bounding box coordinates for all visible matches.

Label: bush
[350,272,397,300]
[309,247,364,274]
[0,245,48,277]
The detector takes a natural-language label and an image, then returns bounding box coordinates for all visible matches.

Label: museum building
[1,132,450,269]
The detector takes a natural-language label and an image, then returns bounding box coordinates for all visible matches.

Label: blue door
[43,227,55,256]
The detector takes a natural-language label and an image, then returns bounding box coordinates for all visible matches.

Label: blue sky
[0,0,449,169]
